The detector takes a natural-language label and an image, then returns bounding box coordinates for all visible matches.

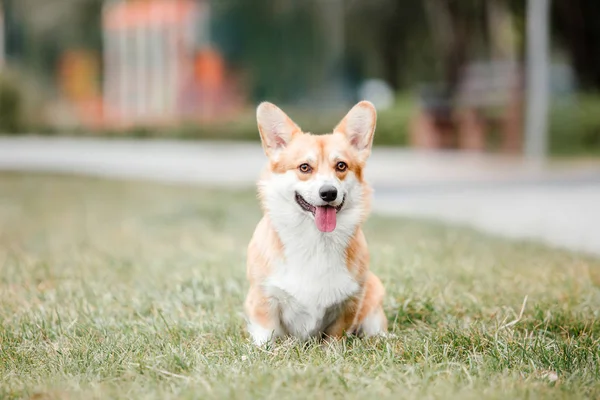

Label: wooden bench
[410,61,524,153]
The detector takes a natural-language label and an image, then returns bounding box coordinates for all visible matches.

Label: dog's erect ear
[334,101,377,159]
[256,102,301,159]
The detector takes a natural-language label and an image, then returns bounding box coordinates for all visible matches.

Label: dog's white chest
[265,249,359,340]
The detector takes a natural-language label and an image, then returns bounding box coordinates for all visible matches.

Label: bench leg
[457,109,486,151]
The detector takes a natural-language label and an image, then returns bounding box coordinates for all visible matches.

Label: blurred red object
[101,0,242,129]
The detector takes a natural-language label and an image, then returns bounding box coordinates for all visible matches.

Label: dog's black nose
[319,185,338,202]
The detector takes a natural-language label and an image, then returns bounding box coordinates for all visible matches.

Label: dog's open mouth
[295,192,345,233]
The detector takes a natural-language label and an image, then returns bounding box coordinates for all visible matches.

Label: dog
[244,101,387,346]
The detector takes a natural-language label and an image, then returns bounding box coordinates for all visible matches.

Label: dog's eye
[299,163,312,173]
[336,161,348,172]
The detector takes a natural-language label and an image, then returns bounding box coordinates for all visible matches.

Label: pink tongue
[315,206,337,232]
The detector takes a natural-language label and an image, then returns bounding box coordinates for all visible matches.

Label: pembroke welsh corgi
[245,101,387,345]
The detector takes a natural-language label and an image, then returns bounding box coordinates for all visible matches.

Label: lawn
[1,173,599,400]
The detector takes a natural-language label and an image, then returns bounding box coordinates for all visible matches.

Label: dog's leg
[356,272,387,337]
[245,285,282,346]
[324,272,387,339]
[323,297,360,340]
[359,305,387,337]
[323,312,353,340]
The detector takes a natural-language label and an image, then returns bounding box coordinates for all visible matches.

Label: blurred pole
[0,4,4,69]
[525,0,550,160]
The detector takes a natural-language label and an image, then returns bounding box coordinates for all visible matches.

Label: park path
[1,136,600,256]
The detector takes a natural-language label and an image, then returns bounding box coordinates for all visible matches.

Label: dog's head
[256,101,376,234]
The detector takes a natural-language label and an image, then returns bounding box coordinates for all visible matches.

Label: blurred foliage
[550,94,600,156]
[3,0,600,93]
[0,68,51,134]
[31,96,416,146]
[551,0,600,90]
[2,0,103,81]
[1,0,600,157]
[0,70,25,133]
[29,94,600,157]
[211,0,328,103]
[344,1,438,89]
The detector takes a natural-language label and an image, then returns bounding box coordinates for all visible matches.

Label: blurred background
[0,0,598,157]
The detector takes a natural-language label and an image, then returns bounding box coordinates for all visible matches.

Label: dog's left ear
[334,101,377,159]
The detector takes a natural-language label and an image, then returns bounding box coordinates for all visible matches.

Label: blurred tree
[552,0,600,91]
[0,71,24,132]
[1,0,24,61]
[210,0,328,104]
[345,0,437,90]
[3,0,600,103]
[3,0,103,84]
[344,0,506,93]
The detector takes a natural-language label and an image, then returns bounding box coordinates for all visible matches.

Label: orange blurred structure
[101,0,241,127]
[58,50,104,128]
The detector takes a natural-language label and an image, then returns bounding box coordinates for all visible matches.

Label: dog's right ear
[256,102,301,159]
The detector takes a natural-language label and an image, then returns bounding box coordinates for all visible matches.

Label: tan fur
[246,216,386,339]
[325,272,387,337]
[245,101,386,343]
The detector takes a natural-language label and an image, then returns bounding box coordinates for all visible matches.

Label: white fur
[360,309,387,337]
[248,167,367,343]
[247,320,283,346]
[248,101,378,345]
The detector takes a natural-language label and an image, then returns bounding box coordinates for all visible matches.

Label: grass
[1,173,599,399]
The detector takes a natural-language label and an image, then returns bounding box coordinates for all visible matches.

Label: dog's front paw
[248,322,278,347]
